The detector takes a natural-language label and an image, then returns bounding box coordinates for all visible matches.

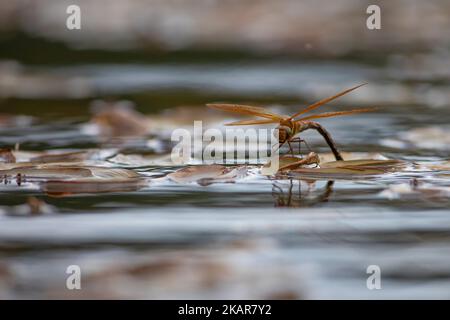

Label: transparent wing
[224,119,279,126]
[295,108,376,122]
[288,83,367,120]
[207,103,286,121]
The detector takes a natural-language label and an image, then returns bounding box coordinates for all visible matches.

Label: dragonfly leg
[273,140,286,156]
[289,138,312,156]
[287,138,301,156]
[287,141,295,155]
[302,139,313,152]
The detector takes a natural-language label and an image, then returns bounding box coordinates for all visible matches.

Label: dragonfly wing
[295,108,376,121]
[207,104,286,121]
[288,83,367,120]
[224,119,279,126]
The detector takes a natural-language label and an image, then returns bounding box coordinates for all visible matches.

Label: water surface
[0,58,449,299]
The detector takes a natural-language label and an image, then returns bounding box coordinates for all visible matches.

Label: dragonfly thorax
[277,120,300,143]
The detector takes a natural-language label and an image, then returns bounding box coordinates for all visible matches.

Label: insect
[207,83,375,161]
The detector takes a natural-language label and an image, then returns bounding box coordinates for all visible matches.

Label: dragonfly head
[277,125,293,143]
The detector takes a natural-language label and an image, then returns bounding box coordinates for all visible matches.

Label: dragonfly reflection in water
[272,179,335,207]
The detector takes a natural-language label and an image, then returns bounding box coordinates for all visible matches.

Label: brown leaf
[0,164,147,195]
[261,153,319,175]
[42,180,146,196]
[289,159,405,178]
[30,151,93,163]
[167,165,246,184]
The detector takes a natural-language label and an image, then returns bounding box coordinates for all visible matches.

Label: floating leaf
[289,159,405,178]
[0,165,93,180]
[41,180,147,196]
[318,152,389,163]
[261,153,400,177]
[30,151,94,163]
[278,153,320,171]
[261,153,319,176]
[167,165,247,184]
[0,165,147,195]
[107,153,176,167]
[8,149,116,164]
[320,159,404,169]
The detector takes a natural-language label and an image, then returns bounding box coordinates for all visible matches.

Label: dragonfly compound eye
[277,125,292,142]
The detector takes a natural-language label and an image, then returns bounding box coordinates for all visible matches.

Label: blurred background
[0,0,449,299]
[1,0,450,108]
[1,0,450,55]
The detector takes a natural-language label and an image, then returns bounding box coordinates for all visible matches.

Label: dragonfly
[207,83,375,161]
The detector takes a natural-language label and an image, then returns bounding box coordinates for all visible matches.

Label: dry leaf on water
[107,153,176,167]
[9,149,116,164]
[41,179,147,196]
[262,152,405,178]
[0,165,147,196]
[289,159,405,178]
[30,151,96,163]
[261,153,319,176]
[167,165,247,185]
[318,152,389,163]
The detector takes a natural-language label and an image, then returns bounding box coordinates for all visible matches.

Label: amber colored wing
[207,104,286,121]
[288,83,367,120]
[224,119,279,126]
[295,108,376,122]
